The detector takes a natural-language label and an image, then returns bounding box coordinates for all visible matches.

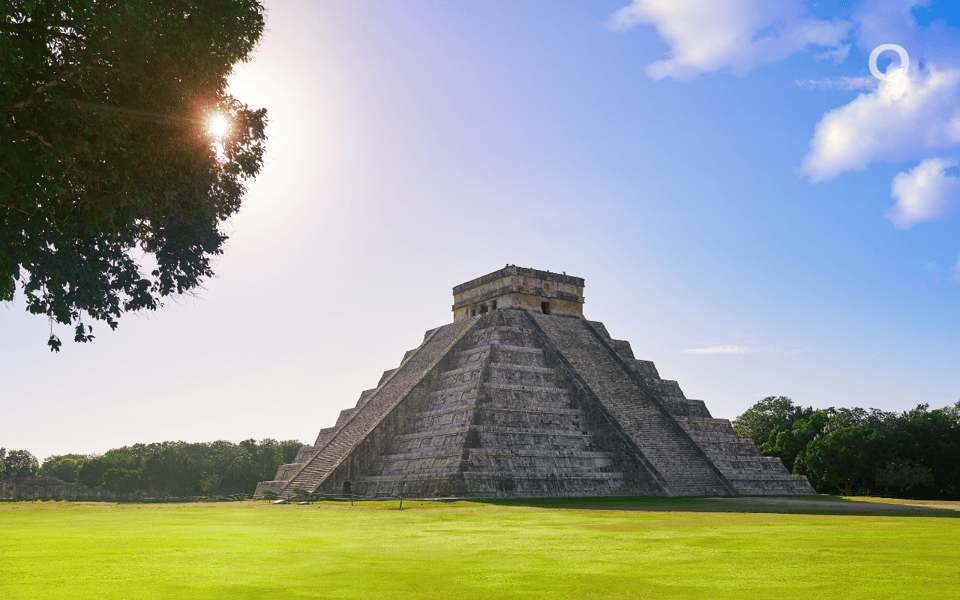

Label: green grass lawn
[1,496,958,599]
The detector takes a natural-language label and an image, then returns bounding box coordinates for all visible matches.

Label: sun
[207,113,230,138]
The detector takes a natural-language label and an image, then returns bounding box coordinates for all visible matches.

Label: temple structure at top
[453,265,584,321]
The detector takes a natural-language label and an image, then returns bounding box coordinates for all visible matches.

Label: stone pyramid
[255,266,814,499]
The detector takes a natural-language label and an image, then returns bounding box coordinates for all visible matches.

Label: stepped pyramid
[255,266,815,499]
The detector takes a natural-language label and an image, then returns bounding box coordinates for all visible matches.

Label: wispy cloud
[608,0,849,80]
[683,345,759,355]
[795,76,876,91]
[815,44,851,64]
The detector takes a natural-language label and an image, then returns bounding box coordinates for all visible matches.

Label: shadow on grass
[472,495,960,517]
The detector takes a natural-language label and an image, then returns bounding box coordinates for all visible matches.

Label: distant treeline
[0,439,302,498]
[6,398,959,501]
[734,397,960,499]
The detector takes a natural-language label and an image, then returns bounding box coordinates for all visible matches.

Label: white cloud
[609,0,850,80]
[799,66,960,183]
[795,76,876,91]
[951,255,960,284]
[885,158,960,229]
[683,345,759,355]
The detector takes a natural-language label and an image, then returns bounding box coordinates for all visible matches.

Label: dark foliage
[738,398,960,499]
[1,0,267,350]
[25,438,303,497]
[1,448,40,478]
[731,396,803,446]
[38,452,87,482]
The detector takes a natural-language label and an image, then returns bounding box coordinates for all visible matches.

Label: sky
[4,0,960,463]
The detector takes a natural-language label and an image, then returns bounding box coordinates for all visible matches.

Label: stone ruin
[0,477,119,501]
[256,266,815,499]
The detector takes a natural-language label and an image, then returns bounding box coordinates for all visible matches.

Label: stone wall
[0,478,119,501]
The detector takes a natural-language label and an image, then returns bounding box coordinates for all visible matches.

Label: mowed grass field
[1,496,958,599]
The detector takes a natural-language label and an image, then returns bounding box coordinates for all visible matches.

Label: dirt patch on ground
[586,496,960,515]
[708,496,960,513]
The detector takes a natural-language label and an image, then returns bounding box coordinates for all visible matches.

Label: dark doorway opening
[541,301,551,315]
[342,481,352,496]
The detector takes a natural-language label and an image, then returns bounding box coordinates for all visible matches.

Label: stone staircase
[354,310,643,497]
[598,328,816,496]
[671,416,813,494]
[528,312,735,496]
[254,316,479,499]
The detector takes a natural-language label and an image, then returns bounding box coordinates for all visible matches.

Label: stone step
[466,325,539,348]
[335,408,354,427]
[392,425,600,442]
[472,404,581,417]
[360,471,627,483]
[449,346,492,369]
[674,416,738,435]
[355,473,633,499]
[481,383,569,394]
[436,365,486,387]
[660,398,713,418]
[727,477,817,495]
[688,440,765,458]
[276,317,479,497]
[426,382,483,397]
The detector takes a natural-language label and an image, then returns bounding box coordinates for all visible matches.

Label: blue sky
[4,0,960,462]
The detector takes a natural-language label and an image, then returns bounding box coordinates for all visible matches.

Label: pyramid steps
[254,315,479,498]
[672,416,816,495]
[256,265,815,500]
[528,312,735,497]
[589,324,815,496]
[350,311,645,498]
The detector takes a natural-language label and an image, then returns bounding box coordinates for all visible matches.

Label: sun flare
[207,114,230,138]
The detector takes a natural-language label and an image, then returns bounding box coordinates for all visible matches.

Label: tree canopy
[731,396,801,446]
[11,439,301,498]
[1,448,40,478]
[736,397,960,499]
[1,0,267,350]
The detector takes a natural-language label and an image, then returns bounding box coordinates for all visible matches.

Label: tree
[760,409,831,473]
[740,400,960,499]
[1,0,267,350]
[77,450,136,488]
[800,427,885,495]
[2,449,40,478]
[143,445,198,497]
[40,453,88,482]
[874,460,934,494]
[101,466,142,497]
[279,439,303,465]
[732,396,802,446]
[201,440,252,494]
[893,404,960,499]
